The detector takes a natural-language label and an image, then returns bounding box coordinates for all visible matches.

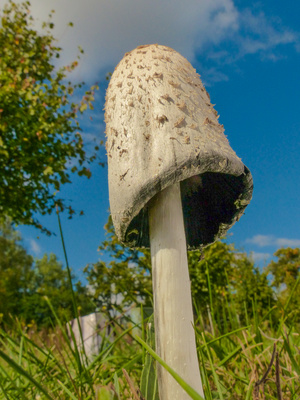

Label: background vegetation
[0,216,299,399]
[2,214,300,333]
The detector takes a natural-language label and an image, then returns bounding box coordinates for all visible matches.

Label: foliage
[0,219,33,321]
[0,311,143,400]
[268,247,300,290]
[84,216,152,317]
[21,253,94,327]
[1,223,300,398]
[140,315,159,400]
[0,293,299,399]
[85,217,274,329]
[0,221,93,328]
[0,1,102,233]
[267,247,300,322]
[230,253,275,324]
[189,240,235,325]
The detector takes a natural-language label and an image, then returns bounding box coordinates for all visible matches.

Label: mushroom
[105,44,253,399]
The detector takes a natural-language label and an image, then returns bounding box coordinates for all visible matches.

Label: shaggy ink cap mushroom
[105,44,253,249]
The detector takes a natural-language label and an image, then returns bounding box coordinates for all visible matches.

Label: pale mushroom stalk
[149,183,204,399]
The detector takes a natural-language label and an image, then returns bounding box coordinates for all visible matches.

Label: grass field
[1,215,299,399]
[0,295,299,399]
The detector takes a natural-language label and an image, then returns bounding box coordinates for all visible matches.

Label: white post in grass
[149,183,205,400]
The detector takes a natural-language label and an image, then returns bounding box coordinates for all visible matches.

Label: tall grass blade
[197,325,250,348]
[0,348,54,400]
[245,382,253,400]
[244,300,249,327]
[114,372,121,400]
[282,332,300,375]
[17,335,24,367]
[56,379,79,400]
[205,261,215,335]
[135,335,205,400]
[252,296,262,345]
[201,332,224,400]
[140,314,159,400]
[277,275,300,335]
[87,324,138,373]
[44,297,80,368]
[104,354,142,386]
[0,376,11,400]
[218,345,243,367]
[141,304,146,365]
[44,296,96,398]
[56,207,90,369]
[197,346,213,400]
[224,269,239,329]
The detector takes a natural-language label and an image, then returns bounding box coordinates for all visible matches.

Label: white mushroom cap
[105,44,253,249]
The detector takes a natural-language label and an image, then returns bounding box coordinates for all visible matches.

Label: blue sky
[15,0,300,282]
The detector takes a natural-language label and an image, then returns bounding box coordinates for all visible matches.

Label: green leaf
[0,348,54,400]
[282,331,300,375]
[135,335,205,400]
[43,166,53,175]
[114,373,121,400]
[79,103,88,112]
[140,315,159,400]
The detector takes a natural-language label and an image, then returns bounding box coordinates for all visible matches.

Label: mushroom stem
[149,183,204,400]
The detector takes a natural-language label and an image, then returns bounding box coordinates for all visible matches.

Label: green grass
[0,304,299,399]
[0,213,299,398]
[0,314,144,399]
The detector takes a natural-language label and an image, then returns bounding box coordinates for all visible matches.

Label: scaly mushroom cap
[105,44,253,249]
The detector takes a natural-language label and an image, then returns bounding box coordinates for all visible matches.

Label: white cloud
[28,238,42,255]
[23,0,239,80]
[250,251,271,262]
[246,235,300,248]
[237,9,298,58]
[246,235,274,247]
[276,238,300,248]
[202,67,229,86]
[13,1,299,84]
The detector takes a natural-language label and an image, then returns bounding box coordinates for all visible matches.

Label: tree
[85,216,275,329]
[230,252,275,325]
[267,247,300,322]
[0,1,102,233]
[189,241,274,329]
[0,219,34,320]
[0,221,94,328]
[22,253,94,327]
[84,216,153,317]
[189,240,235,317]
